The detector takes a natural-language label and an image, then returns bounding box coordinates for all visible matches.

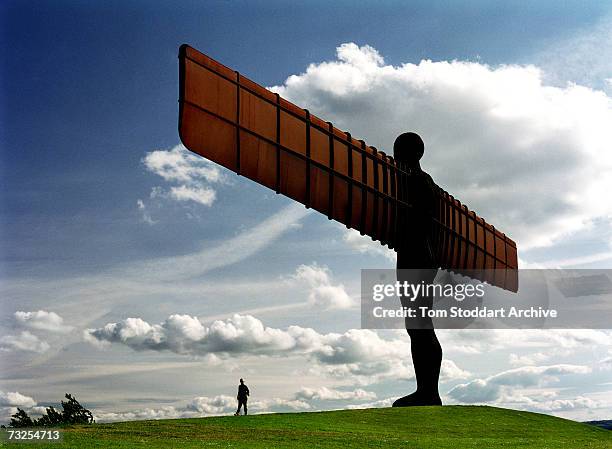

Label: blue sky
[1,0,612,422]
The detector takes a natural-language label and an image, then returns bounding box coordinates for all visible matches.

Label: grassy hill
[3,406,611,448]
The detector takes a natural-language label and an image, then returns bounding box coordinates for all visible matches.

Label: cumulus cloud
[0,331,49,353]
[512,395,608,413]
[168,185,215,206]
[93,396,235,423]
[509,352,552,366]
[293,264,353,309]
[94,395,310,422]
[144,144,222,184]
[0,391,39,424]
[439,329,612,355]
[448,364,591,403]
[346,397,395,410]
[142,144,224,209]
[271,42,612,250]
[440,359,470,381]
[15,310,72,334]
[85,314,412,384]
[342,229,395,261]
[250,398,311,413]
[295,386,376,401]
[0,391,36,408]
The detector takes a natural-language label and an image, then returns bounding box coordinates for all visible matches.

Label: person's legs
[243,400,247,415]
[393,268,442,407]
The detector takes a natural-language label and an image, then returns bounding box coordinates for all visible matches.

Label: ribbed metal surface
[178,44,518,292]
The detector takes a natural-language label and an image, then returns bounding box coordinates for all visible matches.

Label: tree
[8,393,94,427]
[10,408,34,428]
[59,394,94,425]
[33,406,63,427]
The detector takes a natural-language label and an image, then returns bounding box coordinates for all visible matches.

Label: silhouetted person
[234,378,250,415]
[392,132,442,407]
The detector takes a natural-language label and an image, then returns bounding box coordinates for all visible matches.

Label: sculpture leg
[393,268,442,407]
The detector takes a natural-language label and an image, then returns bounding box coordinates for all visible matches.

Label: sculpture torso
[396,167,438,270]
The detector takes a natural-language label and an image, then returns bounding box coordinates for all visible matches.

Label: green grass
[3,406,611,448]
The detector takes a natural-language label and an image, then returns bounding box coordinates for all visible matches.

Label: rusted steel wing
[178,44,518,292]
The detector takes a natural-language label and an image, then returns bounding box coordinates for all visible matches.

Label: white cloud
[0,391,39,424]
[121,202,311,282]
[93,395,310,422]
[0,331,49,353]
[536,16,612,93]
[342,229,395,261]
[448,364,591,403]
[0,391,36,408]
[271,42,612,250]
[94,406,187,422]
[440,359,470,381]
[250,398,311,412]
[295,386,376,401]
[509,352,552,366]
[529,396,607,413]
[294,264,353,309]
[142,144,224,208]
[168,185,216,206]
[93,396,236,422]
[185,395,236,414]
[439,329,612,355]
[136,199,157,225]
[143,144,222,184]
[85,314,413,384]
[15,310,72,334]
[346,397,395,410]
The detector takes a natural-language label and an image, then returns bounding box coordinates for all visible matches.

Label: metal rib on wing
[178,44,518,292]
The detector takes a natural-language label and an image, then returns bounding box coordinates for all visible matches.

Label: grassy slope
[4,406,612,449]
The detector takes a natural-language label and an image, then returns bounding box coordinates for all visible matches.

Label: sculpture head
[393,132,424,167]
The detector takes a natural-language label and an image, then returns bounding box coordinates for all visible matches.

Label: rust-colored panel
[310,165,329,216]
[366,156,374,189]
[239,75,277,103]
[377,158,385,193]
[506,241,518,269]
[331,177,349,223]
[180,102,237,171]
[474,217,485,270]
[484,226,496,269]
[183,45,236,80]
[279,151,307,204]
[350,184,362,230]
[178,44,519,292]
[351,149,362,182]
[280,97,306,118]
[184,56,236,122]
[239,133,276,190]
[365,190,376,237]
[333,138,349,177]
[495,234,506,261]
[280,110,306,156]
[239,88,276,142]
[450,200,458,267]
[310,126,329,166]
[466,215,476,268]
